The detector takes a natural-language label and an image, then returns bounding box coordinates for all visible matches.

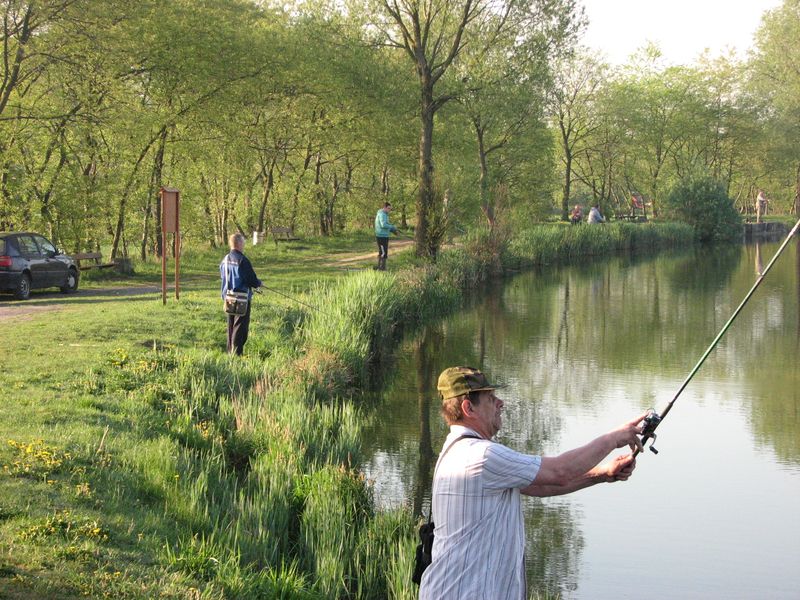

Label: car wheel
[60,268,79,293]
[14,273,31,300]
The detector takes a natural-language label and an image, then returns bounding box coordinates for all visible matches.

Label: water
[361,239,800,599]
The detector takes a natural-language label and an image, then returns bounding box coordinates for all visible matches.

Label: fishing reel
[640,409,662,454]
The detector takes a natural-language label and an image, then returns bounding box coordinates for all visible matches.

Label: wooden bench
[270,227,299,245]
[73,251,116,270]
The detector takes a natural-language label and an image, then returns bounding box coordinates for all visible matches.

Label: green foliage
[664,176,743,243]
[162,533,230,582]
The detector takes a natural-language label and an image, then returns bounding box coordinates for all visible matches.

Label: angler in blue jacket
[374,201,398,271]
[220,233,262,355]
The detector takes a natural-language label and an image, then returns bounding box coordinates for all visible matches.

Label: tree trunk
[290,142,313,231]
[152,127,168,258]
[474,120,494,228]
[561,151,572,221]
[417,80,435,257]
[111,138,159,261]
[381,166,389,196]
[140,201,151,261]
[795,162,800,215]
[0,6,33,118]
[256,157,276,234]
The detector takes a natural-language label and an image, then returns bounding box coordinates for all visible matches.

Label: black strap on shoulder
[425,433,482,523]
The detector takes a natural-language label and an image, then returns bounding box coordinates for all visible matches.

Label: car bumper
[0,271,22,292]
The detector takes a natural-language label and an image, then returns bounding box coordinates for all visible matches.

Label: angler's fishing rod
[635,217,800,457]
[256,285,331,316]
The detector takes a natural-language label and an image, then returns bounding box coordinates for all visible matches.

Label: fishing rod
[255,285,331,316]
[636,217,800,457]
[393,230,416,241]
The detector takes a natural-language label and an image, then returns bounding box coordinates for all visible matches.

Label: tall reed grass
[507,222,693,268]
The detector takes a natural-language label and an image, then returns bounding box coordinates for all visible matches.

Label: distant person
[756,190,769,224]
[374,201,398,271]
[587,203,605,224]
[220,233,262,355]
[570,205,583,225]
[631,193,644,217]
[418,366,645,599]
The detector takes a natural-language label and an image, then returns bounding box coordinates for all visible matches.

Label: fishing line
[256,285,331,317]
[635,217,800,457]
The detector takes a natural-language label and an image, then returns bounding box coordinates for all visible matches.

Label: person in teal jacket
[374,202,398,271]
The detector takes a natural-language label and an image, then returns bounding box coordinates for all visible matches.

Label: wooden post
[161,200,167,305]
[175,190,181,300]
[160,187,180,304]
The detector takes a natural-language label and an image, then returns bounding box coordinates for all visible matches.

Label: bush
[664,176,742,243]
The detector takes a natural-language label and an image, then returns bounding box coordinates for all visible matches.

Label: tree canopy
[1,0,798,258]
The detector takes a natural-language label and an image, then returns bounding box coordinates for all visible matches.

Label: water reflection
[665,244,742,293]
[755,241,763,276]
[413,327,436,516]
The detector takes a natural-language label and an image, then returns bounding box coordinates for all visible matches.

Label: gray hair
[228,233,245,249]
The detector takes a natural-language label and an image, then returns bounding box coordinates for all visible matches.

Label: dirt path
[323,238,415,266]
[1,240,418,321]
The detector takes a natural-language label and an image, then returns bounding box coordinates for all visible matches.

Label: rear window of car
[17,235,41,255]
[0,239,5,254]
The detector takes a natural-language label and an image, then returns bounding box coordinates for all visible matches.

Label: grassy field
[0,224,693,599]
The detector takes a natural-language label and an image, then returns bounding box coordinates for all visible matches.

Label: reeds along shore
[59,222,694,598]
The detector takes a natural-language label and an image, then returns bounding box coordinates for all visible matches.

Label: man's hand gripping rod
[634,217,800,458]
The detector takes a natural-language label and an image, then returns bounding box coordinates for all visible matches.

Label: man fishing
[220,233,262,355]
[374,201,398,270]
[418,366,646,600]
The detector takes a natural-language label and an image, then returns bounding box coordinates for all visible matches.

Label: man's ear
[460,397,473,417]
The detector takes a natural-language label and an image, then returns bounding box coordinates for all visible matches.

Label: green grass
[0,224,690,598]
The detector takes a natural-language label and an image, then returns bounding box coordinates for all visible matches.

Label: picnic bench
[73,251,116,270]
[270,226,299,245]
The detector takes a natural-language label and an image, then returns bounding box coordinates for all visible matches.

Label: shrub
[664,176,742,243]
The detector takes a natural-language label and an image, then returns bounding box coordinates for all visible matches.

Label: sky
[579,0,785,66]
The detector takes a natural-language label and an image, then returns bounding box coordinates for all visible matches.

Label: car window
[16,235,42,256]
[0,239,5,255]
[34,235,56,255]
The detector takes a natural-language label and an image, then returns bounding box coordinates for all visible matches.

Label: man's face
[471,390,504,437]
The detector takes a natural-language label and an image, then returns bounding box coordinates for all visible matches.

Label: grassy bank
[0,223,692,598]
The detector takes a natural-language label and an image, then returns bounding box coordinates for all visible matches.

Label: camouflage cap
[437,366,504,400]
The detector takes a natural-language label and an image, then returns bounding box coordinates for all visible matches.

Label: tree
[547,50,605,220]
[457,0,581,228]
[664,175,742,243]
[372,0,574,256]
[751,0,800,215]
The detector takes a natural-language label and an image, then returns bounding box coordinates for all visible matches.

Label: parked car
[0,232,79,300]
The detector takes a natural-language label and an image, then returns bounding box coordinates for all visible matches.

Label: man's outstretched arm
[521,412,646,497]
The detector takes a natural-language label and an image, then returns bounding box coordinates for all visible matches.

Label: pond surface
[362,238,800,600]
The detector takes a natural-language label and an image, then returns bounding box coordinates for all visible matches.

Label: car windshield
[35,235,56,255]
[0,239,5,254]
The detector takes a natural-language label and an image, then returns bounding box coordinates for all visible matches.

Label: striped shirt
[419,425,541,600]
